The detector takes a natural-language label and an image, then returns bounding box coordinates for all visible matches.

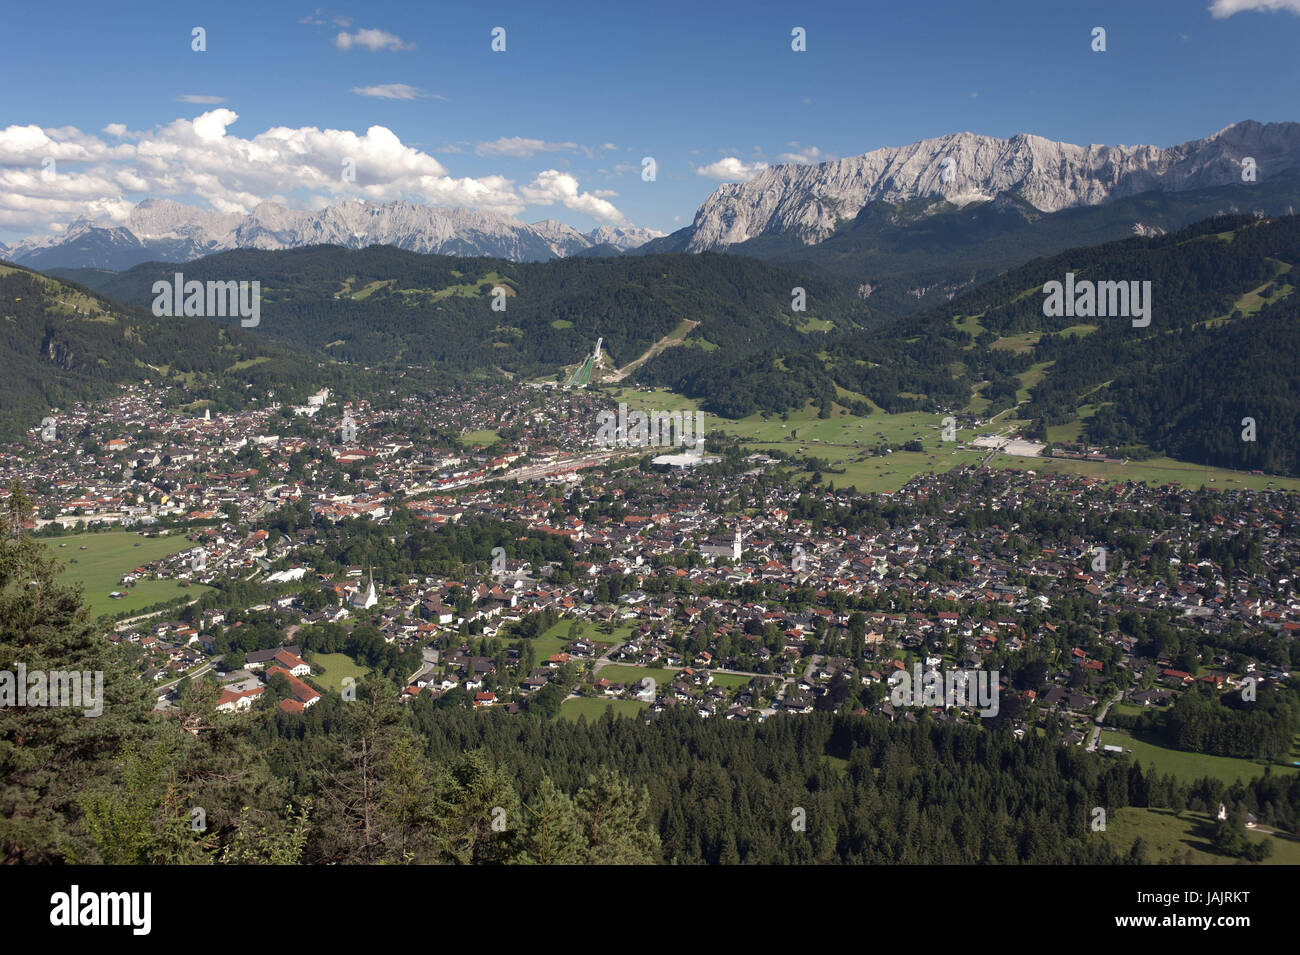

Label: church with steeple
[350,568,378,609]
[698,526,742,564]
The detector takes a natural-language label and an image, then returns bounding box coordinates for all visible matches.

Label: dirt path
[607,320,700,382]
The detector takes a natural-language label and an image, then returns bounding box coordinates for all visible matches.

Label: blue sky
[2,0,1299,243]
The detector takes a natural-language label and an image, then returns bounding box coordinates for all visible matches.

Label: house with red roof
[216,686,265,713]
[268,666,321,708]
[273,649,311,677]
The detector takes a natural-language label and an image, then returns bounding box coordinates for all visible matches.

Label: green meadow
[44,530,210,617]
[306,651,373,694]
[1099,729,1298,785]
[460,429,500,447]
[1098,807,1300,865]
[604,385,1300,493]
[530,617,632,661]
[597,663,752,690]
[559,697,648,721]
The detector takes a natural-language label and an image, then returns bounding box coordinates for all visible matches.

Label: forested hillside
[640,172,1300,314]
[0,263,298,440]
[803,213,1300,475]
[4,521,1299,866]
[17,213,1300,475]
[63,246,866,375]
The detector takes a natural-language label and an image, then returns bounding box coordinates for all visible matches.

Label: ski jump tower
[564,337,603,389]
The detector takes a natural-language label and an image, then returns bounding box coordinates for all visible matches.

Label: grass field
[1098,807,1300,864]
[597,663,752,690]
[559,697,648,721]
[43,530,210,617]
[984,453,1300,492]
[531,617,631,661]
[460,429,500,447]
[1099,729,1298,785]
[1111,702,1158,720]
[603,385,1300,492]
[306,651,372,694]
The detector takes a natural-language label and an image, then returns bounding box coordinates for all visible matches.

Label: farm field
[306,651,372,694]
[1098,807,1300,865]
[1099,729,1298,785]
[559,697,648,722]
[43,530,210,616]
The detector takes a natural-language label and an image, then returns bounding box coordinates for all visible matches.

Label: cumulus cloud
[696,157,769,181]
[350,84,441,100]
[521,170,626,223]
[0,111,630,236]
[335,28,413,51]
[1209,0,1300,15]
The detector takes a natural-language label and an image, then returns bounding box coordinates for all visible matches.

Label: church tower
[352,567,378,609]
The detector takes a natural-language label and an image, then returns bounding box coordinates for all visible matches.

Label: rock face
[7,199,665,269]
[681,120,1300,250]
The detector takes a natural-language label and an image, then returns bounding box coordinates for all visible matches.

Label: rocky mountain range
[643,120,1300,253]
[5,199,664,271]
[7,121,1298,274]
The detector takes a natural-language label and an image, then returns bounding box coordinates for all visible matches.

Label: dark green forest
[4,524,1299,865]
[637,169,1300,315]
[10,212,1300,474]
[63,247,866,376]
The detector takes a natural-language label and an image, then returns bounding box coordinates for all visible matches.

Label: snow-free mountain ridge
[668,120,1300,251]
[7,199,664,270]
[7,121,1298,270]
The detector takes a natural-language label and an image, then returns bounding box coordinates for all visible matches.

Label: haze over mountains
[6,199,664,271]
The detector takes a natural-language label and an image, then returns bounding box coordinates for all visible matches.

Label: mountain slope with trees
[0,262,303,441]
[59,246,868,376]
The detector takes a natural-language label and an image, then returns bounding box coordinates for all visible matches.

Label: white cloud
[776,143,832,164]
[1209,0,1300,15]
[476,137,581,158]
[351,84,441,100]
[335,28,413,51]
[175,94,226,104]
[696,157,769,181]
[0,112,630,235]
[521,170,626,223]
[301,10,353,27]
